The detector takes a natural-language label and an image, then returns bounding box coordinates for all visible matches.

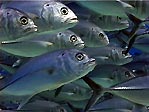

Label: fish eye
[20,16,28,25]
[98,33,104,39]
[75,53,84,61]
[70,35,77,43]
[125,71,132,78]
[117,16,122,21]
[46,3,50,6]
[60,7,68,15]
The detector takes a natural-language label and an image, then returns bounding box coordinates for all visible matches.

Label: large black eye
[20,16,28,25]
[60,7,68,15]
[70,35,77,43]
[75,53,84,61]
[98,33,104,39]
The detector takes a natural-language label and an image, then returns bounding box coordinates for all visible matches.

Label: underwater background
[0,0,149,112]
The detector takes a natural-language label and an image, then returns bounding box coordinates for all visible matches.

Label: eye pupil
[70,35,77,42]
[61,7,68,15]
[20,16,28,25]
[125,71,131,78]
[75,53,84,61]
[46,4,49,6]
[99,33,104,38]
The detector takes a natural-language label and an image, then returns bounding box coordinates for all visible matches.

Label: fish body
[108,76,149,106]
[124,0,149,20]
[90,14,129,31]
[0,30,85,57]
[0,8,37,41]
[82,46,132,65]
[30,82,92,103]
[90,96,133,112]
[0,49,96,108]
[76,1,133,17]
[87,65,135,88]
[20,100,67,112]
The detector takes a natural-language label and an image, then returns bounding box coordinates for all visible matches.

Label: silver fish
[82,46,132,65]
[90,14,129,31]
[71,20,109,47]
[0,30,85,57]
[0,49,96,109]
[76,1,133,17]
[20,100,67,112]
[0,8,37,41]
[2,1,78,33]
[67,4,129,32]
[30,82,91,103]
[90,95,133,112]
[124,0,149,20]
[108,76,149,106]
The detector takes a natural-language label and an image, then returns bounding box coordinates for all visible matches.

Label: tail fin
[122,13,143,55]
[82,76,103,111]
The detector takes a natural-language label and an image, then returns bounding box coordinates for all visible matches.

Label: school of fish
[0,0,148,112]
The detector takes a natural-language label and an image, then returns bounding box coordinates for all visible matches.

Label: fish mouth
[123,53,132,58]
[120,20,129,27]
[66,17,78,23]
[75,43,85,49]
[24,25,38,33]
[83,58,96,66]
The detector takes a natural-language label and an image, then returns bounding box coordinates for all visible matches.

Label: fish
[124,0,149,20]
[2,1,78,33]
[82,46,132,65]
[124,53,149,76]
[0,8,37,41]
[133,37,149,53]
[0,30,85,57]
[0,49,96,109]
[89,95,133,112]
[76,1,133,17]
[86,64,135,88]
[90,14,129,31]
[121,13,149,55]
[20,100,67,112]
[29,82,92,103]
[70,20,109,47]
[64,3,129,32]
[82,75,149,111]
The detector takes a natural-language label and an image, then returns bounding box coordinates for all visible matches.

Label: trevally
[76,1,133,18]
[0,30,84,57]
[82,46,132,65]
[0,49,96,109]
[20,100,67,112]
[0,8,37,41]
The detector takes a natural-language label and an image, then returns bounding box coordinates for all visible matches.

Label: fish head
[41,2,78,30]
[109,47,133,65]
[57,30,85,49]
[4,8,37,38]
[110,67,135,84]
[59,49,96,79]
[89,26,109,47]
[92,15,129,31]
